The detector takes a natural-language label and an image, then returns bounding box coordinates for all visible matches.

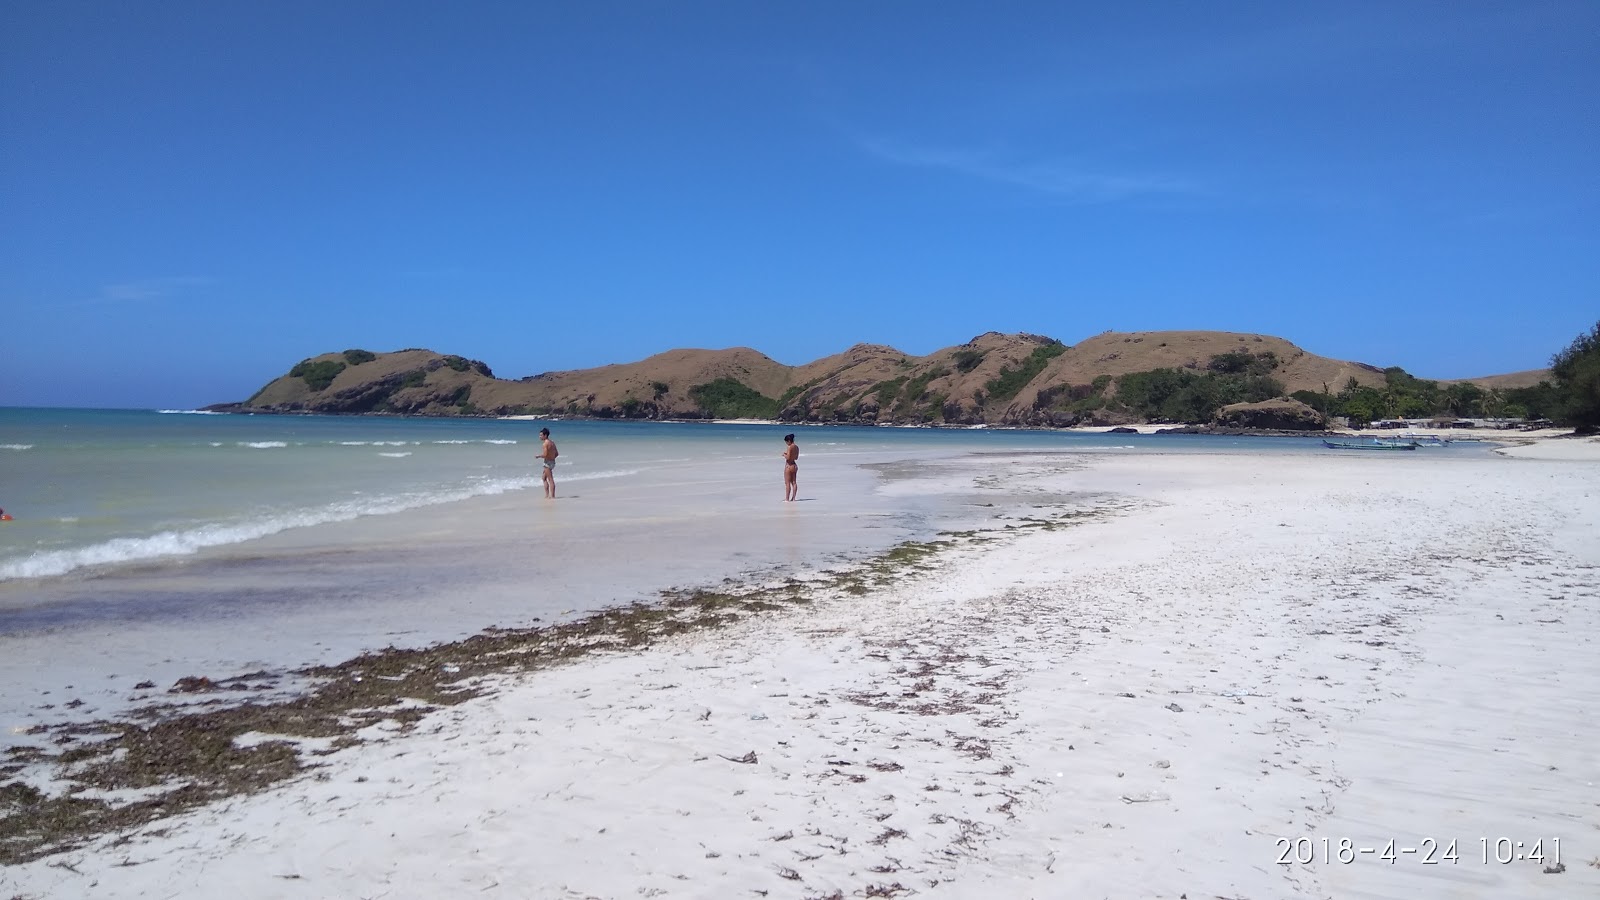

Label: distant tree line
[1286,320,1600,431]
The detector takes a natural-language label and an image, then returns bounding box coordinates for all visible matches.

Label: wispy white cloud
[860,138,1199,202]
[82,276,211,306]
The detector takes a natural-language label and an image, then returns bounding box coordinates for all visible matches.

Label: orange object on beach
[0,513,11,521]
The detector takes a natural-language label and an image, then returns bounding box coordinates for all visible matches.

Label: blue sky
[3,1,1596,408]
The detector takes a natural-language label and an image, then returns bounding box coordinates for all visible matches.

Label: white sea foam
[238,441,288,449]
[483,439,518,445]
[0,444,33,451]
[561,468,638,483]
[156,409,224,415]
[0,468,641,581]
[378,452,413,458]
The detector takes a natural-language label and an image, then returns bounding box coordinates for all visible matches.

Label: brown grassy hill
[1031,331,1385,398]
[1442,369,1551,390]
[218,332,1538,424]
[997,330,1388,423]
[507,347,792,418]
[779,343,913,419]
[778,332,1061,424]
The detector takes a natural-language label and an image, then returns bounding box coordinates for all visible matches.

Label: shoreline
[504,412,1593,444]
[0,490,1118,866]
[190,406,1591,448]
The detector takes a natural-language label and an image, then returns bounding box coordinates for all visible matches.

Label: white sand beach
[4,444,1598,899]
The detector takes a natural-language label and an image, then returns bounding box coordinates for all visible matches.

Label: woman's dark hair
[783,433,795,442]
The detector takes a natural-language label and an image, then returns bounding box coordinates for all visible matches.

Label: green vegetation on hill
[688,378,780,419]
[985,341,1066,402]
[1113,367,1284,422]
[342,349,377,365]
[442,355,493,377]
[1035,375,1113,416]
[871,377,907,407]
[1207,350,1279,376]
[893,367,949,420]
[1032,352,1285,422]
[289,359,346,391]
[951,349,986,373]
[776,374,832,413]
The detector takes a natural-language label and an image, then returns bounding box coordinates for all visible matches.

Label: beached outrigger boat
[1322,438,1419,451]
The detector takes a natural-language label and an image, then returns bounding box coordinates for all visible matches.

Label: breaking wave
[0,468,639,581]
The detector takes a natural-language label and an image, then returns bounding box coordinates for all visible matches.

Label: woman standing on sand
[781,433,799,501]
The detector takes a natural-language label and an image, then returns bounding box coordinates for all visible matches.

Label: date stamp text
[1276,837,1563,867]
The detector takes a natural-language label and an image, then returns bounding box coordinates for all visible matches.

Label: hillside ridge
[211,331,1551,426]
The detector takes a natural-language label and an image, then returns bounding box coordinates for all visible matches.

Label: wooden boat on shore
[1322,438,1419,451]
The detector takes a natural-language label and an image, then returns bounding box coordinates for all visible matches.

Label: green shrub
[401,370,427,388]
[951,349,987,373]
[688,378,780,419]
[871,377,907,406]
[1114,368,1283,422]
[343,349,377,365]
[777,375,830,410]
[984,342,1066,403]
[289,359,346,391]
[1036,380,1108,411]
[893,368,948,417]
[1207,351,1279,376]
[1290,389,1328,413]
[917,392,948,422]
[1551,320,1600,431]
[442,355,494,377]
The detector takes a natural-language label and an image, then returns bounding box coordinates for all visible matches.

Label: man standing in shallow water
[539,428,558,499]
[781,433,799,502]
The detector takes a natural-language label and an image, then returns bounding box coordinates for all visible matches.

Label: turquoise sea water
[0,407,1499,736]
[0,408,1491,585]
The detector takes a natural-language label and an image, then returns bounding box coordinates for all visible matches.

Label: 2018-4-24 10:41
[1276,837,1562,865]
